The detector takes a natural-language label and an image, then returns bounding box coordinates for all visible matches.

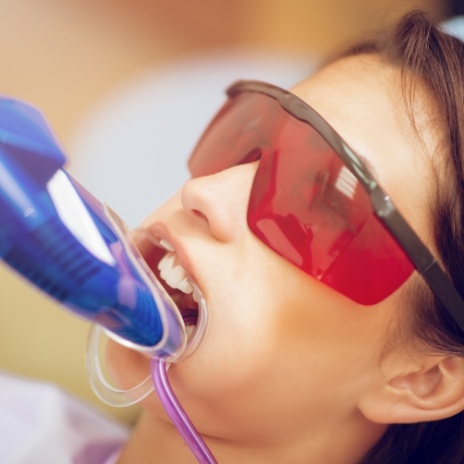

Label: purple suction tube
[150,359,217,464]
[150,309,217,463]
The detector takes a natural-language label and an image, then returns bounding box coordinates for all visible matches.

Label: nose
[181,162,258,242]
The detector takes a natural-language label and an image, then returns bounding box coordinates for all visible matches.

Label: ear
[357,353,464,424]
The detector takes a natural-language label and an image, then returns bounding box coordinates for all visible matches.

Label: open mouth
[131,229,201,337]
[153,240,200,330]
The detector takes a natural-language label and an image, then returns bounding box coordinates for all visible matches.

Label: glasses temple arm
[371,188,464,332]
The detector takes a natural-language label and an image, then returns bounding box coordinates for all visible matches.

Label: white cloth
[0,372,128,464]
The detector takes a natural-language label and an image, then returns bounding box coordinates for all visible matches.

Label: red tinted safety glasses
[188,80,464,329]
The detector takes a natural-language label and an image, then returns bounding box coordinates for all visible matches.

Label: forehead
[291,54,438,248]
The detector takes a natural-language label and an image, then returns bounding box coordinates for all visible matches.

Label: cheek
[262,261,399,397]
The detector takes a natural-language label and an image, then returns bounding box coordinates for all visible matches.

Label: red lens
[189,91,414,305]
[188,93,279,176]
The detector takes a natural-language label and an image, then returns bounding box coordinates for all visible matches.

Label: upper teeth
[160,238,175,252]
[158,251,193,294]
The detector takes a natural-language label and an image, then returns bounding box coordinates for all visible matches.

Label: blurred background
[0,0,455,425]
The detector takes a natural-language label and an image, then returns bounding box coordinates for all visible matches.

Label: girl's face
[107,54,436,446]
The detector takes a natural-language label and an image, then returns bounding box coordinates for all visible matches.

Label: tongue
[181,308,198,326]
[172,292,198,324]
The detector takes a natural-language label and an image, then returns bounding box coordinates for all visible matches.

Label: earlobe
[358,355,464,424]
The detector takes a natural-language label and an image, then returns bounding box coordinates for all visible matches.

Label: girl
[107,10,464,463]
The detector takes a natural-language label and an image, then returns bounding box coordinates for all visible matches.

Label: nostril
[192,209,208,221]
[189,208,211,230]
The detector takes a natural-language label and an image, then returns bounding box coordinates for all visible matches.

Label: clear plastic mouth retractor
[86,279,208,407]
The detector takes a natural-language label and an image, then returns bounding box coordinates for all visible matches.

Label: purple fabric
[0,372,129,463]
[101,446,123,464]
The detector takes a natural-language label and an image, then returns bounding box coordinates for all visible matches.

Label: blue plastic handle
[0,97,183,353]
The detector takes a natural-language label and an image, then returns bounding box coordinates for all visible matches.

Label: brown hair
[345,10,464,463]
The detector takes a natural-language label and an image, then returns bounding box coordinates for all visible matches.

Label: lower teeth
[185,324,196,338]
